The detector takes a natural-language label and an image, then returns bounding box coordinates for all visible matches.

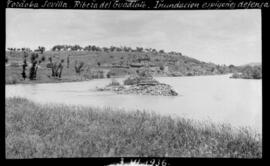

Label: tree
[136,47,144,52]
[123,46,132,52]
[84,45,92,51]
[52,45,64,51]
[28,53,45,80]
[67,55,70,68]
[102,47,110,52]
[96,46,102,52]
[152,49,157,54]
[38,46,46,54]
[55,59,65,78]
[29,53,39,80]
[21,54,28,80]
[159,49,165,54]
[75,60,84,74]
[50,57,65,78]
[252,66,262,79]
[110,46,116,52]
[116,47,122,52]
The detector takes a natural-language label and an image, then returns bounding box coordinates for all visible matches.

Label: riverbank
[6,97,262,158]
[5,49,237,85]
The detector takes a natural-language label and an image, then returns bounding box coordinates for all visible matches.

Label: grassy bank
[6,97,262,158]
[6,50,237,85]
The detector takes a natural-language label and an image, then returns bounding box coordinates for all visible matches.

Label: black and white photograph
[5,3,263,161]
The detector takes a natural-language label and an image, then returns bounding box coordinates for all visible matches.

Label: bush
[124,75,140,85]
[85,70,105,79]
[231,73,242,79]
[6,76,18,84]
[231,66,262,79]
[41,55,46,62]
[107,79,121,86]
[75,61,85,74]
[46,63,53,68]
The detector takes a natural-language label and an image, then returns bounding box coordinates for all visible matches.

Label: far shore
[5,73,234,86]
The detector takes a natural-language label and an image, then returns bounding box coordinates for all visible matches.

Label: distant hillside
[231,63,262,79]
[6,44,237,78]
[6,44,245,85]
[242,62,261,67]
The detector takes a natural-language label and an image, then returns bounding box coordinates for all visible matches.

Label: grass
[5,97,262,158]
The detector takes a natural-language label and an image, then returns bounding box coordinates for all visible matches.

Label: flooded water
[5,74,262,133]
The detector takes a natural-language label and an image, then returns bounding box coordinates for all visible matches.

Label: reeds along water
[5,97,262,158]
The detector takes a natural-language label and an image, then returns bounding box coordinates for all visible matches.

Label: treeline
[7,46,46,54]
[231,65,262,79]
[6,44,183,55]
[51,44,182,55]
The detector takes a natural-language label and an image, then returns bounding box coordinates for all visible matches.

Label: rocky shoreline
[97,74,178,96]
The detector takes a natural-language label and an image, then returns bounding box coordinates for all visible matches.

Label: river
[5,74,262,133]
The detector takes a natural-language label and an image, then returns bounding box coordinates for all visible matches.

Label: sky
[6,9,261,66]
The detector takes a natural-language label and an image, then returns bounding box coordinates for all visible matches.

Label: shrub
[46,63,53,68]
[92,70,104,79]
[75,61,85,74]
[107,79,121,86]
[187,72,193,76]
[231,66,262,79]
[6,76,18,84]
[124,75,140,85]
[231,73,242,79]
[41,55,46,62]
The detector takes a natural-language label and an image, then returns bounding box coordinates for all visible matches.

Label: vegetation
[5,44,260,84]
[6,76,18,84]
[29,53,46,80]
[6,97,262,158]
[107,79,121,86]
[51,59,65,78]
[67,55,70,68]
[231,65,262,79]
[38,46,46,54]
[74,60,85,75]
[21,54,28,80]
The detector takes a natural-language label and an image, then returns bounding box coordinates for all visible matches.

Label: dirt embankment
[97,74,178,96]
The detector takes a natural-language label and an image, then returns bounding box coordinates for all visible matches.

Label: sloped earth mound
[118,83,178,96]
[97,75,178,96]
